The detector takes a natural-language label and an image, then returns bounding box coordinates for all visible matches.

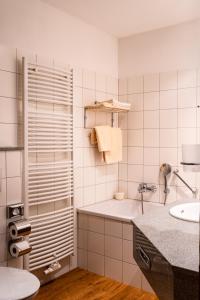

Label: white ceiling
[42,0,200,38]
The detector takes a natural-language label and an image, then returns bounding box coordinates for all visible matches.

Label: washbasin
[169,202,200,223]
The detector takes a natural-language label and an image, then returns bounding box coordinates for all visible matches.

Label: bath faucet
[138,183,157,193]
[138,183,157,214]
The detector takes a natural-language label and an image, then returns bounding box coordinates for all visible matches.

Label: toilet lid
[0,267,40,300]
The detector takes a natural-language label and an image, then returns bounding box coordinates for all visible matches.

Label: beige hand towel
[104,127,122,164]
[93,126,112,152]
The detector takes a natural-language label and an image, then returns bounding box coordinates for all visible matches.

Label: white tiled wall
[73,68,119,209]
[78,213,154,294]
[119,69,200,203]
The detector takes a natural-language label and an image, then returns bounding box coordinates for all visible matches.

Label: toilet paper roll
[9,240,32,258]
[9,220,31,239]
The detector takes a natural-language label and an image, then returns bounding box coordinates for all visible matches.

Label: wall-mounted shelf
[0,146,24,151]
[84,102,130,128]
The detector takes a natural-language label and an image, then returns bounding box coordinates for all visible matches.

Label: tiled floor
[35,268,158,300]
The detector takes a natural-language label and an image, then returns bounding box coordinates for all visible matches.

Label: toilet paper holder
[8,219,31,239]
[7,204,32,258]
[7,203,24,220]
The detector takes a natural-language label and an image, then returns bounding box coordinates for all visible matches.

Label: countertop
[132,200,199,273]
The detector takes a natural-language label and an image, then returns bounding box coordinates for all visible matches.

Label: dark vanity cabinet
[133,224,199,300]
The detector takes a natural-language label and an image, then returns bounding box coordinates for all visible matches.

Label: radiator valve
[44,261,61,275]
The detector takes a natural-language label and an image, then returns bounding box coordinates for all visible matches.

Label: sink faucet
[138,183,157,214]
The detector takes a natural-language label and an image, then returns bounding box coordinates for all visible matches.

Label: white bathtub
[77,199,162,222]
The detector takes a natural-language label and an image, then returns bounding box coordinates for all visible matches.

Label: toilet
[0,267,40,300]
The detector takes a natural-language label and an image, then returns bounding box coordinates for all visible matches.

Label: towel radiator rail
[23,57,74,272]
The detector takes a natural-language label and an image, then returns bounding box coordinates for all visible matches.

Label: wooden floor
[35,268,158,300]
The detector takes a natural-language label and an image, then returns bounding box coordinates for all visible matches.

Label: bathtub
[77,198,162,222]
[77,199,160,293]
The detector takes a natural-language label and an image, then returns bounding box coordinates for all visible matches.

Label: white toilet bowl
[0,267,40,300]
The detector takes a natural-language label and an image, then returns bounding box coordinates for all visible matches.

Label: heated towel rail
[23,57,74,272]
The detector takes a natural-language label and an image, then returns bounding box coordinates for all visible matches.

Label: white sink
[169,202,200,223]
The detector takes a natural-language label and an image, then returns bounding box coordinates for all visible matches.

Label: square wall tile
[0,98,18,123]
[128,130,143,147]
[160,71,177,90]
[144,129,159,147]
[178,108,196,128]
[127,75,143,94]
[144,73,159,92]
[128,112,143,129]
[118,78,127,95]
[128,93,143,112]
[178,88,196,108]
[87,231,104,255]
[160,129,177,148]
[74,168,83,188]
[0,124,17,146]
[105,257,122,282]
[106,76,118,94]
[87,252,104,276]
[123,240,136,264]
[105,219,122,238]
[77,249,87,269]
[128,147,143,165]
[73,87,83,107]
[83,148,96,167]
[0,152,6,178]
[96,73,106,92]
[83,186,96,206]
[105,236,122,260]
[119,163,127,181]
[82,88,95,106]
[144,111,159,129]
[88,216,104,234]
[128,165,143,182]
[73,67,83,87]
[6,177,22,205]
[0,179,6,207]
[0,70,16,98]
[144,92,159,110]
[83,167,96,187]
[122,223,133,241]
[0,207,6,234]
[83,69,95,89]
[78,214,88,230]
[6,151,21,177]
[95,166,107,184]
[144,148,159,166]
[78,229,87,250]
[160,109,177,128]
[178,69,197,88]
[143,166,159,184]
[118,113,128,129]
[160,90,177,109]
